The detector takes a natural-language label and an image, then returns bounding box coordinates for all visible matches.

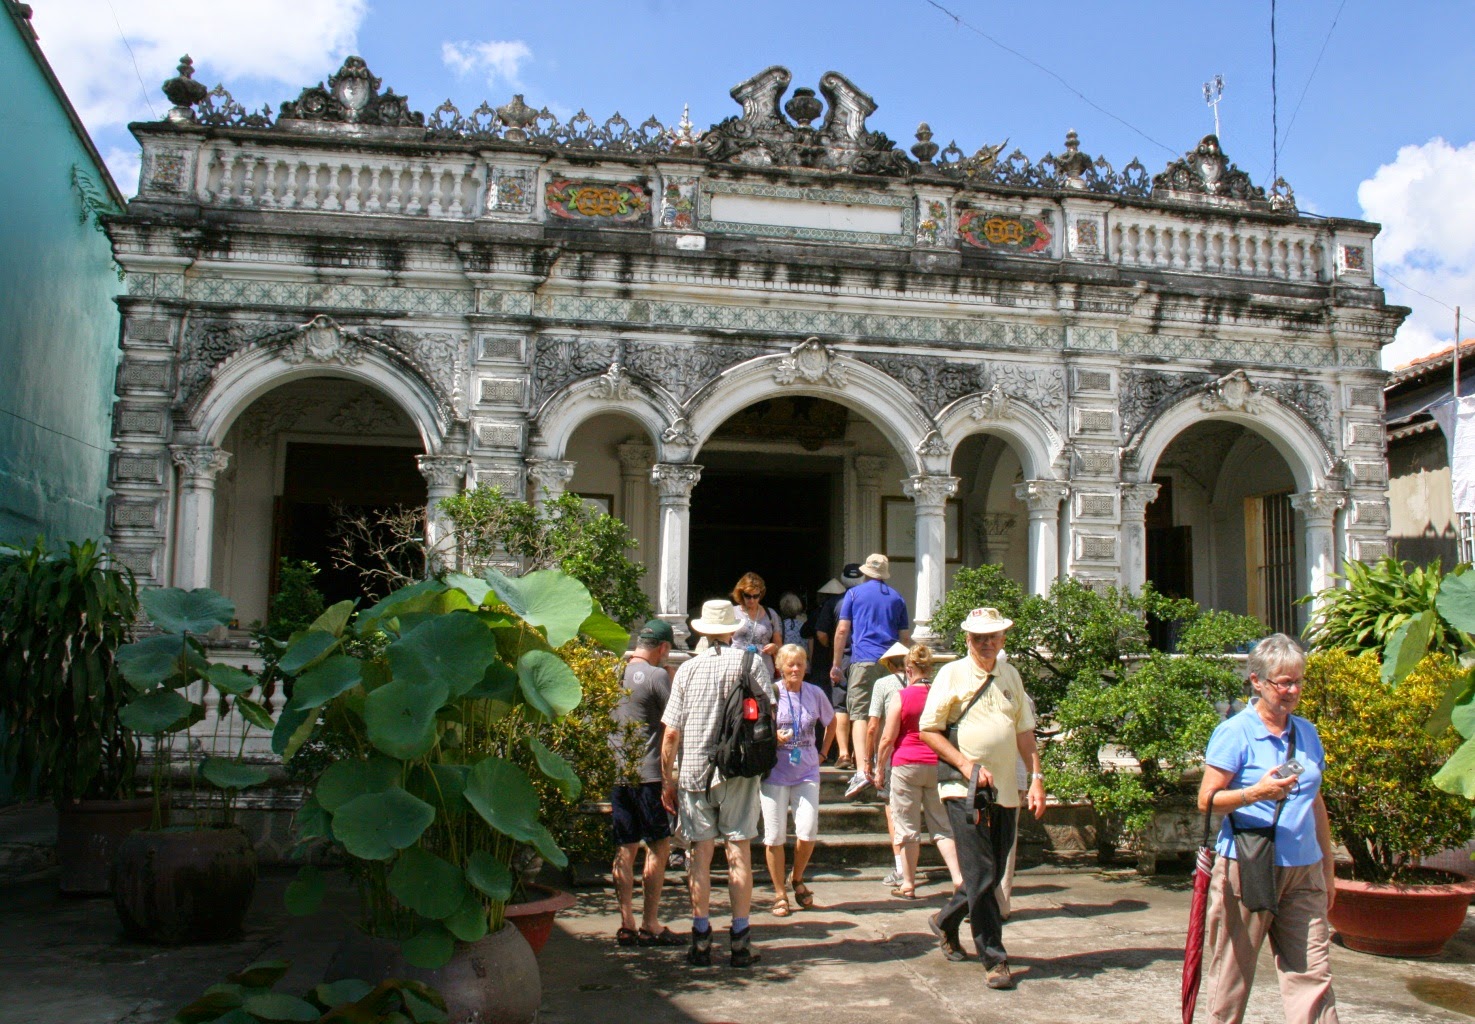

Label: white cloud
[1358,138,1475,369]
[103,146,142,199]
[442,39,532,90]
[27,0,368,131]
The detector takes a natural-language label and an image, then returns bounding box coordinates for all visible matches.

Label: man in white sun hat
[660,598,772,969]
[830,553,910,798]
[919,606,1045,991]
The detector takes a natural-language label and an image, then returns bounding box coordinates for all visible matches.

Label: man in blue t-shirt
[828,553,910,798]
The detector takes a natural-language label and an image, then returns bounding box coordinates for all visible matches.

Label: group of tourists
[607,559,1340,1020]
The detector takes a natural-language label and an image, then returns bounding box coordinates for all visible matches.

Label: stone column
[1014,480,1070,596]
[970,512,1016,565]
[1119,482,1162,593]
[170,445,230,591]
[526,458,576,507]
[853,455,889,556]
[418,454,469,572]
[1290,489,1347,605]
[903,474,959,639]
[652,462,702,644]
[617,441,657,608]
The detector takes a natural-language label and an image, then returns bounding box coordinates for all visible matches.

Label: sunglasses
[741,591,762,600]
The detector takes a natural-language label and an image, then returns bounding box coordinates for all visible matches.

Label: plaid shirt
[661,643,768,791]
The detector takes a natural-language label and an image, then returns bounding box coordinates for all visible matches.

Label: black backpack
[705,648,778,788]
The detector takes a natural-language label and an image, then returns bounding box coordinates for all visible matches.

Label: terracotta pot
[1330,875,1475,957]
[57,798,158,896]
[504,883,576,955]
[326,925,540,1024]
[111,827,257,943]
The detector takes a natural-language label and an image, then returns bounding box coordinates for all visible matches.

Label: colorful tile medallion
[957,210,1053,255]
[661,176,698,229]
[545,178,650,224]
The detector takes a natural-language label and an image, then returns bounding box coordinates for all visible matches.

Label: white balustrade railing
[200,144,484,220]
[1109,213,1327,283]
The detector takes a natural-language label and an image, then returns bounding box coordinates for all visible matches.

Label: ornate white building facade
[105,58,1405,642]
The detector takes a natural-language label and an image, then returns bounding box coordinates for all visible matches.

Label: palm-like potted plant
[275,567,624,1024]
[112,587,280,942]
[0,538,147,894]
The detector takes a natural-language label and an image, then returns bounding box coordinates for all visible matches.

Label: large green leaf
[141,587,235,635]
[116,634,191,689]
[388,846,467,920]
[463,757,540,842]
[1382,610,1434,687]
[443,572,493,609]
[465,849,512,901]
[278,630,340,675]
[309,599,356,638]
[1427,668,1475,737]
[204,664,256,696]
[314,757,401,813]
[443,890,489,942]
[408,763,468,815]
[292,796,332,841]
[227,960,290,988]
[1432,734,1475,800]
[169,990,243,1024]
[313,979,373,1009]
[465,660,518,705]
[386,612,498,697]
[578,609,629,653]
[233,696,274,731]
[401,923,455,970]
[286,655,363,712]
[484,569,592,648]
[523,821,568,869]
[200,757,272,790]
[356,579,449,635]
[271,705,317,760]
[364,678,449,759]
[528,737,582,801]
[331,787,435,861]
[1437,569,1475,635]
[1453,697,1475,740]
[120,687,196,733]
[517,649,583,720]
[241,992,319,1022]
[284,864,325,916]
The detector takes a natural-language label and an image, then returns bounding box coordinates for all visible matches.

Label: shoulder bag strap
[951,675,992,728]
[1204,788,1226,848]
[1270,721,1297,831]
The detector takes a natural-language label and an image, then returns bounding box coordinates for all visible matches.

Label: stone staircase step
[816,803,888,833]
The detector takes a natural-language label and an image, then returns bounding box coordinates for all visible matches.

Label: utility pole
[1203,75,1225,138]
[1456,305,1463,399]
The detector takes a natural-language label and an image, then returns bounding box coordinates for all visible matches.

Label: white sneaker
[881,869,903,887]
[844,771,871,799]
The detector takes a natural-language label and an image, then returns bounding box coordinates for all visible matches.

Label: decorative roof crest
[278,56,423,128]
[1152,134,1268,206]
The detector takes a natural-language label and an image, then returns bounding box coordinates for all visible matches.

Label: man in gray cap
[609,619,680,948]
[661,599,771,968]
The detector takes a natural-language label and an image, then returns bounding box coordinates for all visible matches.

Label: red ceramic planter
[1329,876,1475,957]
[503,884,576,955]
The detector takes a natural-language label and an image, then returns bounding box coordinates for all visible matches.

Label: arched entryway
[949,433,1031,592]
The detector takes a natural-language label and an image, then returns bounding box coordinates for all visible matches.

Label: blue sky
[28,1,1475,368]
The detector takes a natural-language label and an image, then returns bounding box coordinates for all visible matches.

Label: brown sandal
[792,881,815,909]
[772,894,792,917]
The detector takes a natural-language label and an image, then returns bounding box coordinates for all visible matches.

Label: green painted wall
[0,9,123,548]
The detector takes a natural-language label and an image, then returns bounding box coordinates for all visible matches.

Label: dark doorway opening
[1145,476,1192,651]
[688,470,832,616]
[273,442,427,607]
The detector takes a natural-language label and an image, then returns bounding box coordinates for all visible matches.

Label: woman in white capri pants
[761,644,836,917]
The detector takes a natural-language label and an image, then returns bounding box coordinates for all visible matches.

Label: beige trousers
[1205,857,1339,1024]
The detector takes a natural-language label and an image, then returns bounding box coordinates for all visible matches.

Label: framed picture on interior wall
[882,497,961,561]
[579,493,613,516]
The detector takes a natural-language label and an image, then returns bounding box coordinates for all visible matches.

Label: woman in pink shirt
[873,645,964,899]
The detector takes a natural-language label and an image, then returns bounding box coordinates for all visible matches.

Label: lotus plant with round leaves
[276,568,626,969]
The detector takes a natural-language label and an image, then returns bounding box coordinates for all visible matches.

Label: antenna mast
[1203,74,1225,137]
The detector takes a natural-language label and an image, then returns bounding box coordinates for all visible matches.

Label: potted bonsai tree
[276,567,625,1024]
[1299,649,1475,957]
[112,586,284,942]
[0,538,148,894]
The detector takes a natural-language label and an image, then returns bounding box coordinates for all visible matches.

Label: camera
[1271,759,1305,780]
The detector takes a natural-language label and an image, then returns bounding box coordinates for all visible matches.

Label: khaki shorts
[677,775,762,843]
[889,762,954,844]
[846,661,881,719]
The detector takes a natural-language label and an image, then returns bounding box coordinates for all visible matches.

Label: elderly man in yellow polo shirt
[919,607,1046,991]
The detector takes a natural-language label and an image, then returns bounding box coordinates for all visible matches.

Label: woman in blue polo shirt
[1195,633,1340,1024]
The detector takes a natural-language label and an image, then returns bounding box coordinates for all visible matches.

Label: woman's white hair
[1248,633,1306,681]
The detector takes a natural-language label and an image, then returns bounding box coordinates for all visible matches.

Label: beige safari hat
[860,553,890,580]
[689,598,741,635]
[961,607,1014,634]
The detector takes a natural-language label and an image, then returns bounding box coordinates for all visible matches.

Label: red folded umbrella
[1182,794,1222,1024]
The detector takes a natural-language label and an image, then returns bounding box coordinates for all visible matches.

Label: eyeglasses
[742,592,762,600]
[1264,675,1304,692]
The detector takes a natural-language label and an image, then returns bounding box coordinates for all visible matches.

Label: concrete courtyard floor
[1,855,1473,1024]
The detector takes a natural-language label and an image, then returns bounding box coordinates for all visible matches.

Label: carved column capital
[526,458,576,497]
[1289,488,1347,525]
[652,462,703,501]
[853,454,889,486]
[616,441,656,474]
[170,444,231,483]
[417,454,470,493]
[972,512,1016,538]
[1120,482,1162,518]
[1015,479,1070,516]
[902,474,960,508]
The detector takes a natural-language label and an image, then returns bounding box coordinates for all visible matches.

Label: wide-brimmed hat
[961,607,1013,634]
[840,563,864,588]
[878,641,910,667]
[689,598,741,635]
[818,578,846,596]
[860,553,890,580]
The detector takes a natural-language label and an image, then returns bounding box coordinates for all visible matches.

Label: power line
[106,0,156,120]
[0,405,113,454]
[920,0,1177,156]
[1267,0,1349,179]
[1379,266,1459,314]
[1270,0,1279,185]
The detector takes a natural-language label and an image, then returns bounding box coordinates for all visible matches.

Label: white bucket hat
[817,578,846,596]
[961,607,1014,634]
[860,553,890,580]
[689,598,741,635]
